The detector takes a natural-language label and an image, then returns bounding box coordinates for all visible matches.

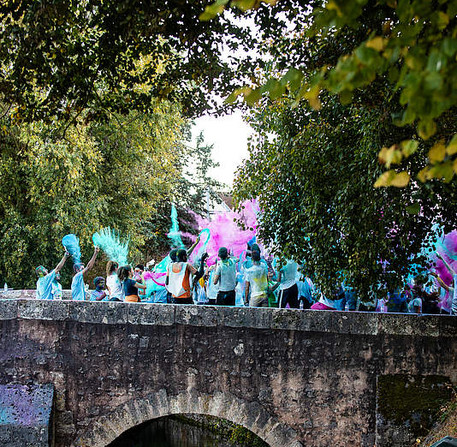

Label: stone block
[298,309,334,333]
[219,306,273,329]
[18,299,70,321]
[271,308,307,330]
[378,313,439,337]
[174,304,218,327]
[0,384,54,447]
[377,312,416,336]
[69,301,128,324]
[332,311,379,335]
[0,299,18,320]
[127,303,175,326]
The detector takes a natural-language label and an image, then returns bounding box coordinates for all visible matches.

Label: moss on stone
[377,375,453,437]
[171,414,269,446]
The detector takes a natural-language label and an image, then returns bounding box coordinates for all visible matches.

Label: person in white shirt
[213,247,239,306]
[106,261,124,302]
[271,259,299,309]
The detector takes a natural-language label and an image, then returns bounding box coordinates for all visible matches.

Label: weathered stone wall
[1,299,457,447]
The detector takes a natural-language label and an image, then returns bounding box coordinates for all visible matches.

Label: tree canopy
[0,101,219,288]
[230,0,457,295]
[216,0,457,186]
[0,0,256,121]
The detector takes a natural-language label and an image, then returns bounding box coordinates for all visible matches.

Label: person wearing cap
[90,277,107,301]
[35,251,70,300]
[213,247,239,306]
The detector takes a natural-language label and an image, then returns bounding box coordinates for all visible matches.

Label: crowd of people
[33,241,457,315]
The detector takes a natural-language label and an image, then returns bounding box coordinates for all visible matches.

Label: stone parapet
[0,297,455,337]
[0,289,72,300]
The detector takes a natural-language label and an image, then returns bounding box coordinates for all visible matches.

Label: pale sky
[192,110,254,188]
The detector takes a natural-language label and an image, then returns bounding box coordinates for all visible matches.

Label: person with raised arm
[36,251,70,300]
[271,259,300,309]
[166,249,208,304]
[213,247,239,306]
[71,246,99,301]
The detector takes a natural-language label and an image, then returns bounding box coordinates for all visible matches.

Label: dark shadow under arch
[74,389,303,447]
[107,413,270,447]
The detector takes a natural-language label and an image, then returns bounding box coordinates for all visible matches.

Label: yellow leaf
[417,167,428,183]
[378,144,402,167]
[446,134,457,155]
[366,36,386,51]
[418,119,437,140]
[304,86,321,110]
[374,170,410,188]
[390,171,410,187]
[428,140,446,163]
[401,139,419,158]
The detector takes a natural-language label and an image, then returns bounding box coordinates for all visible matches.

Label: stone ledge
[0,298,456,336]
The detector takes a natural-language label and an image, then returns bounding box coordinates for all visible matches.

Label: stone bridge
[1,298,457,447]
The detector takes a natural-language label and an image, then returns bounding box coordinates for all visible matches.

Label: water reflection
[108,414,269,447]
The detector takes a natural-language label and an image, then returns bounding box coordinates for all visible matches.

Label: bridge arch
[74,389,304,447]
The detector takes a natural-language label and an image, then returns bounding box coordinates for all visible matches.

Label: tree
[213,0,457,185]
[235,92,457,296]
[0,0,256,121]
[0,100,218,288]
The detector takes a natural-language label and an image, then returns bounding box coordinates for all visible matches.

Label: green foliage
[214,0,457,185]
[0,0,254,120]
[234,93,457,297]
[0,101,218,288]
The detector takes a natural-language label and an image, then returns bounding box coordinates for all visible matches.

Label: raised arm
[95,291,107,301]
[55,251,70,273]
[270,271,283,292]
[82,247,99,275]
[134,282,147,290]
[213,262,221,285]
[430,272,451,292]
[193,253,209,282]
[187,236,200,257]
[436,252,457,276]
[244,281,250,306]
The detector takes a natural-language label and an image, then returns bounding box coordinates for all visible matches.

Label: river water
[108,414,269,447]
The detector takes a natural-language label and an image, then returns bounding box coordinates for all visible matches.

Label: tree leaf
[406,203,420,215]
[378,145,402,167]
[401,139,419,158]
[374,170,410,187]
[418,120,437,140]
[428,140,446,163]
[365,36,386,51]
[446,134,457,155]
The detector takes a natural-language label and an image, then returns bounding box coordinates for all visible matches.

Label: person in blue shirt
[51,272,63,300]
[35,251,70,300]
[90,276,107,301]
[71,246,99,301]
